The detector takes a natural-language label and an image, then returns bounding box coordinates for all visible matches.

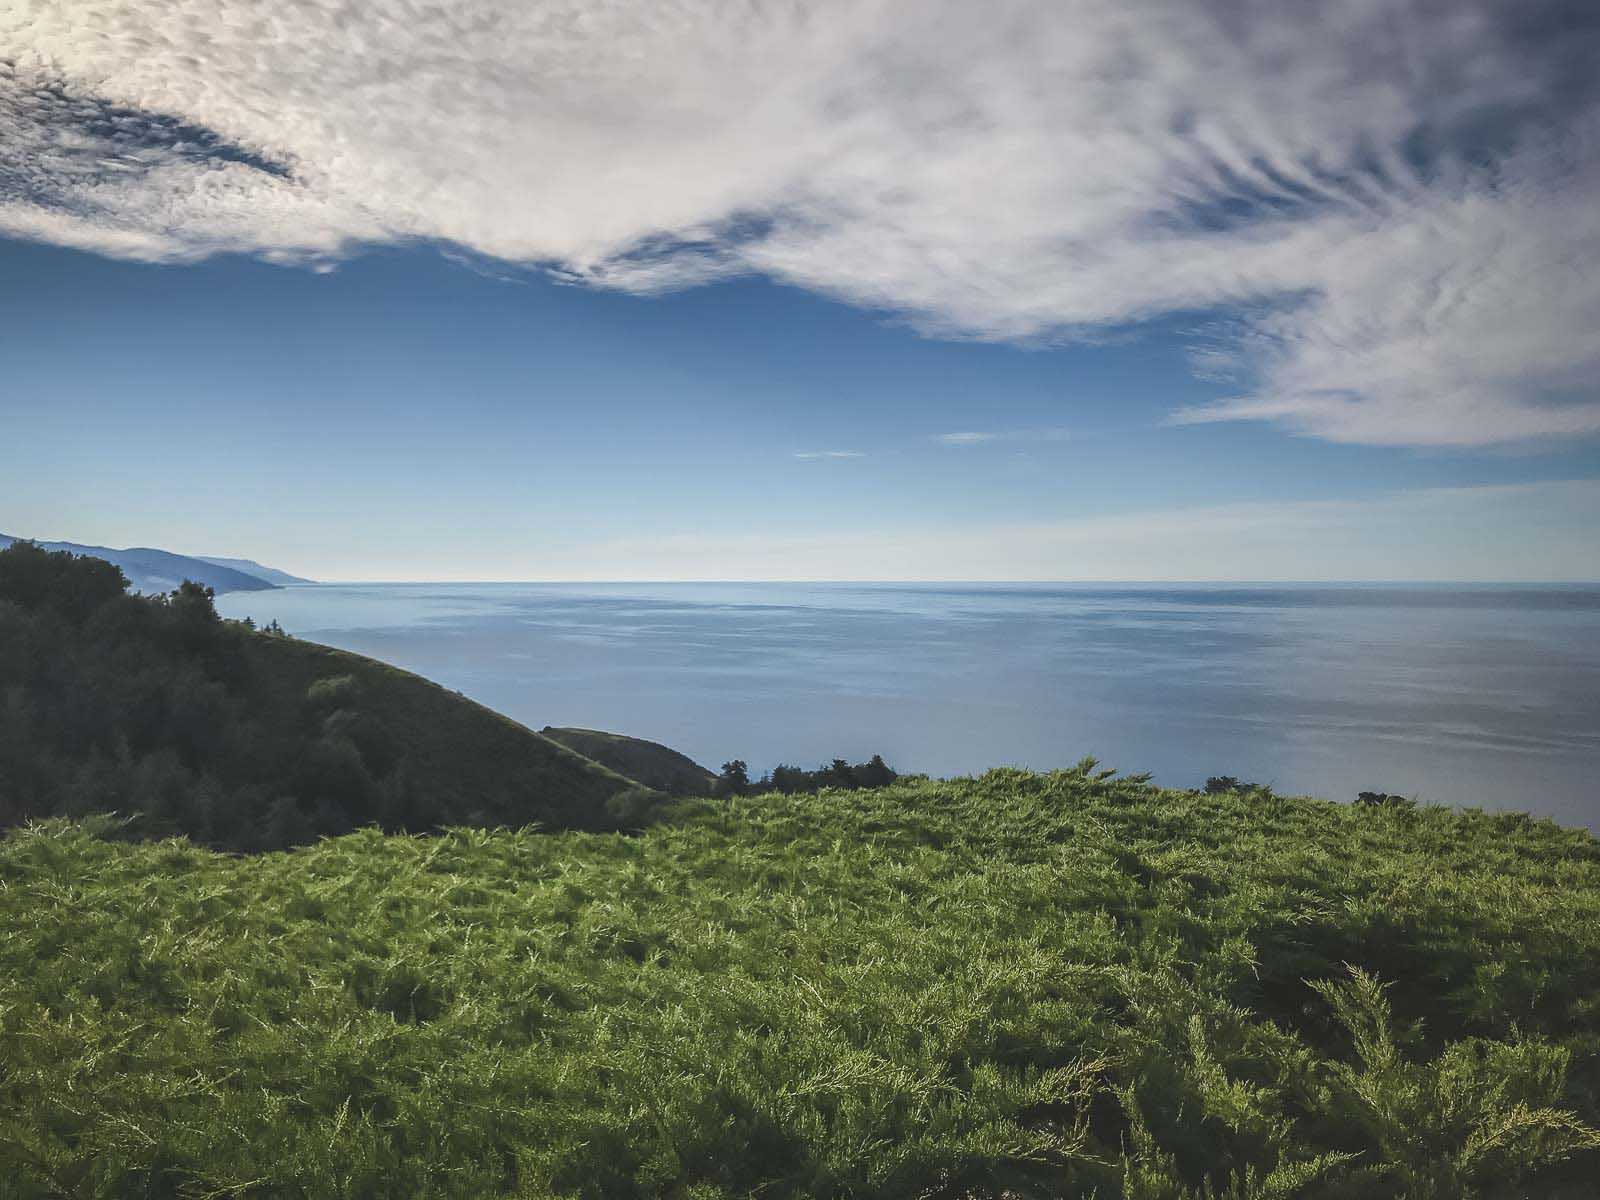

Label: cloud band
[4,1,1598,445]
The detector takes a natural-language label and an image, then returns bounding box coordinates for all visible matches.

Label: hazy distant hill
[542,726,718,795]
[0,534,277,595]
[197,555,315,587]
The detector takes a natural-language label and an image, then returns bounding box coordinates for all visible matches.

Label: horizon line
[274,577,1600,587]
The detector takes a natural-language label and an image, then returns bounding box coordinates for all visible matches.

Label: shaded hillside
[2,771,1597,1197]
[542,726,717,794]
[0,534,277,595]
[0,541,650,849]
[196,555,316,586]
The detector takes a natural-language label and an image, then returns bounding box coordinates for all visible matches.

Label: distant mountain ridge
[0,534,298,595]
[197,556,315,587]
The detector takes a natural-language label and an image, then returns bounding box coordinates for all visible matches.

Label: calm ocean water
[218,582,1600,827]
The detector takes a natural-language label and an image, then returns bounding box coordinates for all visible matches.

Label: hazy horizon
[14,473,1600,584]
[260,580,1600,587]
[218,578,1600,827]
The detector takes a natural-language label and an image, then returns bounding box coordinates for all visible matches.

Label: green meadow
[4,768,1598,1198]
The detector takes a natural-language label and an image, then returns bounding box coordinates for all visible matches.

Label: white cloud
[4,1,1598,445]
[935,428,1069,447]
[793,449,864,460]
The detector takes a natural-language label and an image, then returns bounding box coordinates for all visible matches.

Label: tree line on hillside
[0,540,631,852]
[710,755,898,797]
[0,544,307,850]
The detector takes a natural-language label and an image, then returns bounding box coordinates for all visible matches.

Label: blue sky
[4,236,1597,580]
[3,1,1599,579]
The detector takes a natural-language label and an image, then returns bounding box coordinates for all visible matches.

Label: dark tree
[170,579,220,622]
[824,758,855,789]
[0,542,446,850]
[260,796,315,852]
[714,760,750,797]
[854,754,897,788]
[1357,791,1416,809]
[769,764,807,794]
[0,539,127,623]
[733,755,901,796]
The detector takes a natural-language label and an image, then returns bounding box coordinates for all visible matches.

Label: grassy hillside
[542,726,718,794]
[223,637,653,833]
[0,540,650,848]
[3,769,1598,1198]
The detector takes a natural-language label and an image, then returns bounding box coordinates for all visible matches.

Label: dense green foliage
[3,769,1598,1197]
[714,754,899,797]
[0,541,648,849]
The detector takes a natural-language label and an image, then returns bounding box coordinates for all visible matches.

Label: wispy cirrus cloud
[4,1,1599,446]
[934,429,1070,447]
[793,450,865,461]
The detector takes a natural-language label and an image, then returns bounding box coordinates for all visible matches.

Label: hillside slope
[0,540,650,848]
[2,771,1597,1198]
[0,534,277,594]
[542,725,718,794]
[196,555,316,586]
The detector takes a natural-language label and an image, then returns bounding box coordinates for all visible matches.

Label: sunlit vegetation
[3,767,1597,1197]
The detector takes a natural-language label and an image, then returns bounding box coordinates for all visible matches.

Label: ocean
[217,582,1600,827]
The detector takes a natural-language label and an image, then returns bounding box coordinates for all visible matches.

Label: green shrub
[1,773,1597,1197]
